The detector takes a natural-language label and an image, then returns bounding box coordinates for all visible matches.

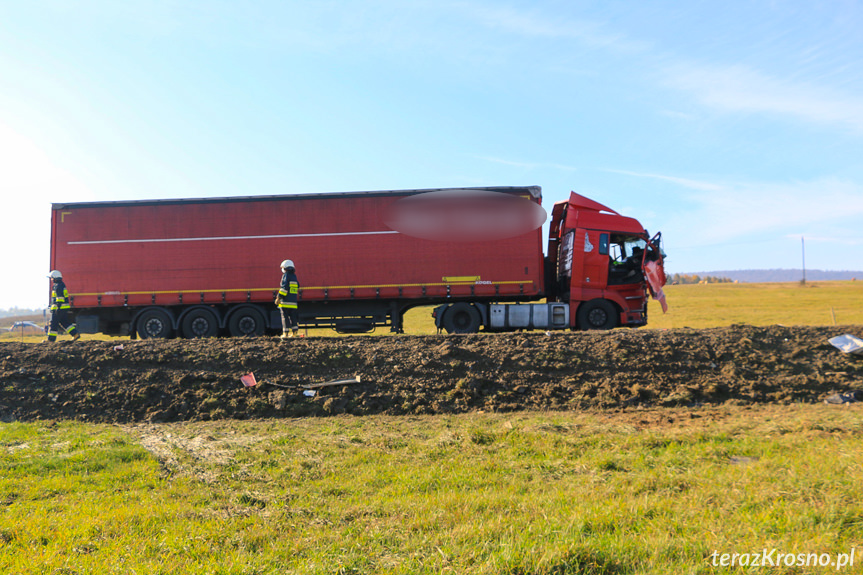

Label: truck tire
[576,299,618,330]
[443,303,482,334]
[136,307,174,339]
[180,307,220,338]
[227,306,266,337]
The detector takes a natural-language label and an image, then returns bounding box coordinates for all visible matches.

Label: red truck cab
[547,192,667,329]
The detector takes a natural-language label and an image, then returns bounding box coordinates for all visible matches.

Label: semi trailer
[49,186,666,338]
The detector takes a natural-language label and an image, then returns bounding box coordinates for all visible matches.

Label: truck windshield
[610,235,647,265]
[608,234,647,285]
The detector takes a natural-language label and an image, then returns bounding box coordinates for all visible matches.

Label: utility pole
[801,235,806,285]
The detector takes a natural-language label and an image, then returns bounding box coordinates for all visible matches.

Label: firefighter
[275,260,300,338]
[46,270,80,343]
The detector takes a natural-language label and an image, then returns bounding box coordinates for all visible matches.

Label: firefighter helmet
[280,260,294,270]
[48,270,62,280]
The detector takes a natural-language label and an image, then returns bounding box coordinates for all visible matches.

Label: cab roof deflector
[568,192,620,215]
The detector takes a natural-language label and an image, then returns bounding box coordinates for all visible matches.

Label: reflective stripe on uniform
[52,286,71,309]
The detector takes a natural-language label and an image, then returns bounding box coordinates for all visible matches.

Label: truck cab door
[580,230,606,289]
[642,232,668,312]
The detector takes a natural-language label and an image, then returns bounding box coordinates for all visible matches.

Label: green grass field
[648,281,863,330]
[1,407,862,574]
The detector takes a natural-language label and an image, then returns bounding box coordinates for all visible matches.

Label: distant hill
[683,269,862,283]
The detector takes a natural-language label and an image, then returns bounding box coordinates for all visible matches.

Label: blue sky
[2,1,862,309]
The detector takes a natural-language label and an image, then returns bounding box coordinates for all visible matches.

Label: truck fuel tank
[489,303,569,330]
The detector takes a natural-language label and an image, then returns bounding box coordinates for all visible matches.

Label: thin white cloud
[460,4,645,51]
[665,63,863,132]
[784,233,863,246]
[686,177,863,242]
[476,155,577,172]
[605,168,863,244]
[602,169,725,192]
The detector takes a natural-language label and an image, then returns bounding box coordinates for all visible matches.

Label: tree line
[0,307,45,319]
[669,274,734,285]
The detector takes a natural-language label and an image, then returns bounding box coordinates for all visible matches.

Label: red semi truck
[49,186,666,338]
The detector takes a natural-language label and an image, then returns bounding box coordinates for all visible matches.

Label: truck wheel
[136,308,174,339]
[181,308,220,338]
[228,306,266,337]
[443,303,482,334]
[576,299,618,330]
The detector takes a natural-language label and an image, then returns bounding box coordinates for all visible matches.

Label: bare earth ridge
[1,324,862,423]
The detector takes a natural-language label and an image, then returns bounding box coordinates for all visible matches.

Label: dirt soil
[1,324,862,423]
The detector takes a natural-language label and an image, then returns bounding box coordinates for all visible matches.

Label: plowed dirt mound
[1,325,862,423]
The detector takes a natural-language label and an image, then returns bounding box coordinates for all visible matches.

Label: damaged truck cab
[546,192,667,330]
[433,189,667,333]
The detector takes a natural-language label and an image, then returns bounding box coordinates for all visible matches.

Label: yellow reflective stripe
[278,289,288,297]
[279,302,298,309]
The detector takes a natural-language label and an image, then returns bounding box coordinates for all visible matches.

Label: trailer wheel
[443,303,482,334]
[136,308,174,339]
[180,307,220,338]
[576,299,618,330]
[228,306,266,337]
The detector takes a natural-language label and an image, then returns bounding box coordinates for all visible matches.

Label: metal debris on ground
[300,376,361,390]
[828,334,863,355]
[824,391,861,404]
[239,373,361,392]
